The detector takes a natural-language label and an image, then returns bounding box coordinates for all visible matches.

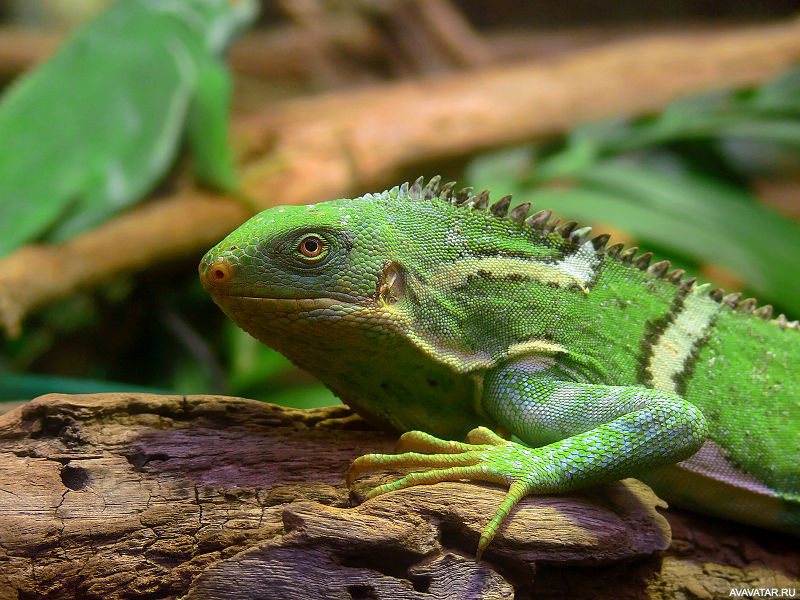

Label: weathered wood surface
[0,393,797,599]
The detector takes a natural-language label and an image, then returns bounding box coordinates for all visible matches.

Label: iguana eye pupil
[299,236,323,258]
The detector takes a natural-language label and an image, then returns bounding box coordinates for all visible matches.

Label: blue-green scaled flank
[200,176,800,557]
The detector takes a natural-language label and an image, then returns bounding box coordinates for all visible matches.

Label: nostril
[202,259,234,288]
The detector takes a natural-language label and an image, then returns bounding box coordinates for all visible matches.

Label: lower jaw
[208,295,377,337]
[209,294,400,368]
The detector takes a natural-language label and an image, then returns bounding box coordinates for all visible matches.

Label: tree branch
[0,393,797,599]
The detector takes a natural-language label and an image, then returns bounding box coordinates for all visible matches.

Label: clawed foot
[346,426,543,558]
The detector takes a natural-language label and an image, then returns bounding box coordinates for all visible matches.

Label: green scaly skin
[200,176,800,557]
[0,0,258,257]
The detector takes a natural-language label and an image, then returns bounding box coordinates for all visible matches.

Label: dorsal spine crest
[372,176,797,330]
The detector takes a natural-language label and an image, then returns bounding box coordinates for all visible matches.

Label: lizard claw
[346,427,535,558]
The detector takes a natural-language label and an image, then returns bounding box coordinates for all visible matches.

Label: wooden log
[0,393,797,599]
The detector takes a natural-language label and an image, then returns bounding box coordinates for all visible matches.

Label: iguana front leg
[347,361,708,557]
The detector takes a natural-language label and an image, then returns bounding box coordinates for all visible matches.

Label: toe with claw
[346,426,545,558]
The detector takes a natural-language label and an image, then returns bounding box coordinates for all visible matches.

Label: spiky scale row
[680,277,697,294]
[754,305,773,320]
[591,233,611,251]
[473,190,490,210]
[525,209,552,230]
[737,298,757,314]
[396,176,797,329]
[440,181,456,198]
[490,195,512,217]
[774,314,800,329]
[649,260,670,278]
[723,292,742,307]
[667,269,686,284]
[557,221,578,237]
[456,187,473,205]
[422,175,441,200]
[571,226,593,246]
[633,252,653,270]
[508,201,530,223]
[620,247,638,264]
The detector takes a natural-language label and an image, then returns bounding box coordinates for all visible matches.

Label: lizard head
[200,200,392,305]
[201,180,496,434]
[200,176,551,378]
[199,197,406,366]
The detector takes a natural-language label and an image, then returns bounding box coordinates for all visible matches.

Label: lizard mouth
[209,295,360,311]
[208,294,402,338]
[207,295,388,329]
[200,259,365,308]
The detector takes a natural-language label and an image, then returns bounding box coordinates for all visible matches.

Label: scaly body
[200,176,800,556]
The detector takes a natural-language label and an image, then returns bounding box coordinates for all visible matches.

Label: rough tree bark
[0,393,797,599]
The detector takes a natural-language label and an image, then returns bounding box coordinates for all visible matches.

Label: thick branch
[0,393,797,599]
[3,20,800,335]
[0,393,668,599]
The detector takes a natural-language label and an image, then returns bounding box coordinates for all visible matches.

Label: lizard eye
[298,235,325,259]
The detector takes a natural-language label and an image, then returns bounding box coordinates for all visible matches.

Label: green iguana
[199,176,800,557]
[0,0,258,257]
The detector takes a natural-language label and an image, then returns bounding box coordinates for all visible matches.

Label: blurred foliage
[0,0,255,258]
[467,67,800,318]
